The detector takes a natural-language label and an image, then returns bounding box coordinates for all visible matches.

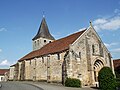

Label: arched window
[92,45,95,54]
[42,57,44,63]
[35,41,36,47]
[37,40,39,46]
[57,53,60,60]
[79,52,81,59]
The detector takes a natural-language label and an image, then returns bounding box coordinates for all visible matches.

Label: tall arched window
[42,57,44,63]
[92,45,95,54]
[79,52,81,59]
[57,53,60,60]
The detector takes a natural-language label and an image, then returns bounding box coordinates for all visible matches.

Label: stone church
[9,17,114,86]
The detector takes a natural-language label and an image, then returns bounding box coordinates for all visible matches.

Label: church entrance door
[93,60,104,85]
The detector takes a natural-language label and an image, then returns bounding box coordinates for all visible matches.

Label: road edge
[23,82,44,90]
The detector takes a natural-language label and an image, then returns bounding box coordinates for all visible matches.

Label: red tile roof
[0,69,9,75]
[19,30,86,62]
[113,59,120,69]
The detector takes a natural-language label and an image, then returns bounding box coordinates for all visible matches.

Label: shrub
[116,78,120,88]
[116,81,120,87]
[98,67,116,90]
[115,70,120,79]
[65,78,81,88]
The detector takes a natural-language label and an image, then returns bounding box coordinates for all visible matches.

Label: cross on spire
[43,11,45,18]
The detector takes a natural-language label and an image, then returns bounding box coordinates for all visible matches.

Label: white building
[0,69,9,82]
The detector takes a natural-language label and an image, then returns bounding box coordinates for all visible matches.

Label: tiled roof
[0,69,9,75]
[113,59,120,69]
[19,30,86,61]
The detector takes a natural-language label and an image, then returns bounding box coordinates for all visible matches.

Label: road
[0,82,43,90]
[24,81,98,90]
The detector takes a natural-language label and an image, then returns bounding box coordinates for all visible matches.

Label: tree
[98,67,116,90]
[115,66,120,78]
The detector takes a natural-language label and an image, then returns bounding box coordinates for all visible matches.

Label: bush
[115,70,120,79]
[116,78,120,88]
[116,81,120,87]
[98,67,116,90]
[65,78,81,88]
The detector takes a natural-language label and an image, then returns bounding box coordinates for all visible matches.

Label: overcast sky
[0,0,120,68]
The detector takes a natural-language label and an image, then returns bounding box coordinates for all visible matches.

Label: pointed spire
[32,17,55,40]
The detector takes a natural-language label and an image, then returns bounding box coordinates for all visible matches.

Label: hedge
[65,78,81,88]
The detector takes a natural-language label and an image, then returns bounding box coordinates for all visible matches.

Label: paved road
[0,81,98,90]
[24,81,99,90]
[0,82,43,90]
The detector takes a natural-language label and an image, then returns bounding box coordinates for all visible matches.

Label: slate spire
[32,17,55,40]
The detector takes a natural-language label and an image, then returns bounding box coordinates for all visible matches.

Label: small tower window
[79,52,81,59]
[57,53,60,60]
[37,40,39,46]
[44,40,46,43]
[35,41,36,47]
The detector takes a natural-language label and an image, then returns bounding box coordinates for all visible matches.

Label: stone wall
[9,66,15,80]
[49,53,65,82]
[33,37,54,51]
[23,52,66,82]
[24,60,31,80]
[68,26,113,86]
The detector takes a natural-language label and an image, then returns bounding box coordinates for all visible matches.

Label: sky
[0,0,120,68]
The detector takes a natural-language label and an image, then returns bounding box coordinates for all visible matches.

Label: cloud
[0,60,10,66]
[93,19,107,25]
[0,28,7,32]
[93,9,120,31]
[111,48,120,53]
[104,42,118,48]
[78,27,86,31]
[93,16,120,31]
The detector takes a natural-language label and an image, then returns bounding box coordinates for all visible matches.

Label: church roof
[32,17,55,40]
[19,29,86,62]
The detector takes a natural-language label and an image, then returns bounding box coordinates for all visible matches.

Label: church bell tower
[32,17,55,51]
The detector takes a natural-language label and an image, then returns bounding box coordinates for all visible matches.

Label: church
[9,17,114,86]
